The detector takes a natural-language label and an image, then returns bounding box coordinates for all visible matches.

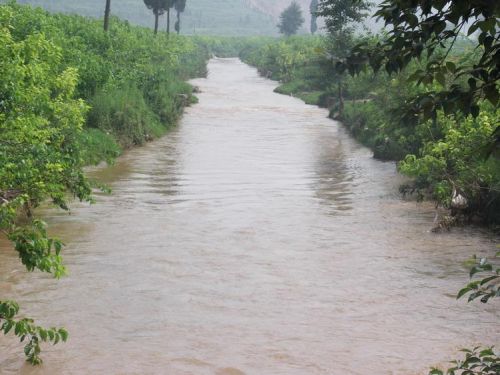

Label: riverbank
[0,3,214,363]
[238,36,500,227]
[3,3,211,166]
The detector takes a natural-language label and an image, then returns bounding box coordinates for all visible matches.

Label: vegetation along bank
[0,2,215,363]
[239,33,500,228]
[1,0,499,366]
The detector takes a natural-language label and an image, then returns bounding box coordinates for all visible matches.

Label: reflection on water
[0,58,498,375]
[312,136,354,213]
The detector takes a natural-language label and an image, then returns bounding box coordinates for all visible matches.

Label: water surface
[0,58,498,375]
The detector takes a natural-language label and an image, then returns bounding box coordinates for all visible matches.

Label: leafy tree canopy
[0,5,90,364]
[317,0,371,41]
[144,0,171,33]
[278,1,305,36]
[175,0,186,13]
[337,0,500,122]
[143,0,170,15]
[315,0,371,116]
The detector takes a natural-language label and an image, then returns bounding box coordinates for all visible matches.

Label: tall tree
[277,1,305,36]
[316,0,370,115]
[166,0,176,35]
[144,0,169,34]
[174,0,186,34]
[309,0,318,34]
[103,0,111,32]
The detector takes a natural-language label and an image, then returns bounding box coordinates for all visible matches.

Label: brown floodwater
[0,58,498,375]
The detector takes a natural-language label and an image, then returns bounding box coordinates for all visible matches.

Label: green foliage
[342,100,410,160]
[317,0,371,53]
[0,4,91,363]
[399,107,500,222]
[241,35,324,83]
[429,347,500,375]
[277,1,304,36]
[0,4,92,211]
[339,0,499,121]
[240,31,500,224]
[143,0,170,33]
[3,1,207,146]
[88,85,162,148]
[315,0,371,115]
[78,128,121,166]
[429,251,500,375]
[0,2,210,364]
[458,252,500,304]
[188,36,276,63]
[0,300,68,365]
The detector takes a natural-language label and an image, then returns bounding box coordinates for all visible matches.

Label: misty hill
[11,0,299,36]
[251,0,382,33]
[8,0,381,36]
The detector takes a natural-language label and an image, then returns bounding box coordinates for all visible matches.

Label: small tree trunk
[103,0,111,32]
[338,80,344,117]
[167,8,171,35]
[177,11,180,34]
[154,12,159,35]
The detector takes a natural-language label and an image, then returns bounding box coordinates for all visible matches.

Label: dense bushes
[241,36,325,91]
[88,85,164,148]
[400,107,500,223]
[0,5,92,362]
[2,2,210,165]
[0,0,211,276]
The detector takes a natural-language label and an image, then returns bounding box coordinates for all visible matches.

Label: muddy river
[0,58,498,375]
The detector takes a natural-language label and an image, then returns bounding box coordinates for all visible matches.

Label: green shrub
[77,128,121,165]
[88,85,163,148]
[399,107,500,222]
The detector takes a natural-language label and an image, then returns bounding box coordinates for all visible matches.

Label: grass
[77,128,122,166]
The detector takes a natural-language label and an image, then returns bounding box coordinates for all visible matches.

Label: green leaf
[39,329,47,342]
[479,348,494,357]
[3,320,14,334]
[429,369,443,375]
[457,287,471,299]
[445,61,455,73]
[467,23,479,36]
[480,275,499,286]
[484,85,499,106]
[470,105,479,118]
[58,328,68,342]
[436,72,446,86]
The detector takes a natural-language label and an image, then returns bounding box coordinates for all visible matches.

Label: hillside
[12,0,294,36]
